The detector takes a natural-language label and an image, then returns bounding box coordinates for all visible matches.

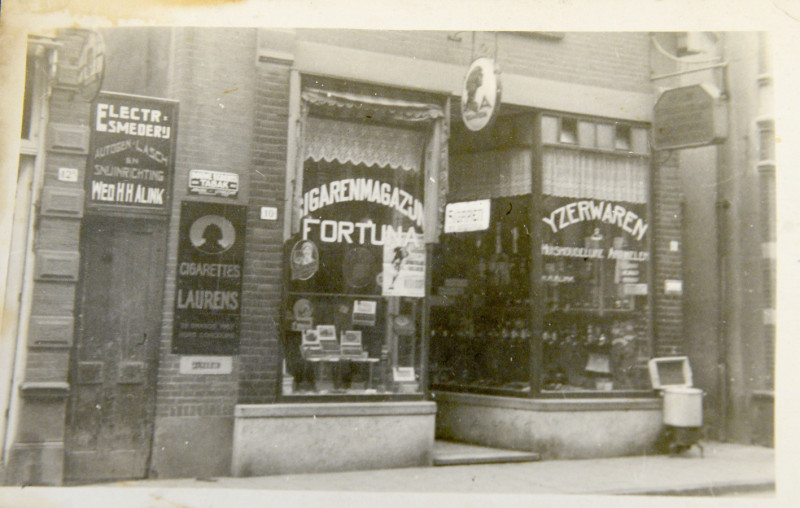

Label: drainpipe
[715,37,732,443]
[715,194,729,442]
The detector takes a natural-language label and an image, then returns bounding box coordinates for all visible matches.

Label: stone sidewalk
[112,440,774,496]
[0,441,777,507]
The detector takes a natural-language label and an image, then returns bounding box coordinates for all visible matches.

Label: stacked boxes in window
[340,331,367,359]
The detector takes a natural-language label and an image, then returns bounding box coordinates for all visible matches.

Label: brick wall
[296,30,651,93]
[150,28,289,411]
[651,154,684,357]
[154,27,259,419]
[236,53,291,404]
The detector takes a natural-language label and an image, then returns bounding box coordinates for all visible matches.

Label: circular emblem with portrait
[290,240,319,281]
[460,57,501,132]
[189,215,236,254]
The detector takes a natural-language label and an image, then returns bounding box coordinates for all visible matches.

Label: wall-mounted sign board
[653,83,727,150]
[188,169,239,198]
[172,201,246,355]
[179,356,233,375]
[460,58,501,132]
[86,92,178,215]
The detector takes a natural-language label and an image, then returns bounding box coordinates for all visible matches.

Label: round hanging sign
[460,57,502,132]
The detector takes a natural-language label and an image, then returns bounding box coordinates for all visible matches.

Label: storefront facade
[5,28,766,486]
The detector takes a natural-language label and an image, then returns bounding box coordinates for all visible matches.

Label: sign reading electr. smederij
[173,201,246,355]
[460,57,501,132]
[86,92,178,214]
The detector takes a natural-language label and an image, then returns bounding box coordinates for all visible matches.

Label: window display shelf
[545,308,636,318]
[430,383,532,397]
[288,291,381,300]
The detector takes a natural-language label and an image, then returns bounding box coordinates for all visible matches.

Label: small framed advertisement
[352,300,377,326]
[302,329,320,347]
[316,325,337,341]
[393,367,416,383]
[188,169,239,198]
[341,330,362,347]
[316,325,339,355]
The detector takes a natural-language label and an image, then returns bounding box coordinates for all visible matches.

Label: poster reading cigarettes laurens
[86,92,178,214]
[173,201,246,355]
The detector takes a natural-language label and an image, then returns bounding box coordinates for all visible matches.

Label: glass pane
[559,117,578,144]
[21,55,35,140]
[615,124,632,151]
[429,196,532,394]
[283,155,425,397]
[540,192,651,392]
[284,295,423,395]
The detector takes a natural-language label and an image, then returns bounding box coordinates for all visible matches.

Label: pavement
[116,440,775,496]
[0,440,777,507]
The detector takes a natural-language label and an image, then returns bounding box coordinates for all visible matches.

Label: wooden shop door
[65,217,166,483]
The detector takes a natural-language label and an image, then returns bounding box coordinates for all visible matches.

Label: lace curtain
[291,87,449,241]
[302,89,444,123]
[303,116,425,172]
[449,148,532,201]
[542,147,649,203]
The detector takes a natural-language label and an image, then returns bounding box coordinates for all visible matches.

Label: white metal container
[662,386,703,427]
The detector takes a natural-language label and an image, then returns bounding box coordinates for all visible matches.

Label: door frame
[64,214,168,482]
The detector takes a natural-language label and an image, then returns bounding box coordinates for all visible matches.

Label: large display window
[281,77,447,398]
[539,117,652,393]
[430,111,654,397]
[429,195,532,392]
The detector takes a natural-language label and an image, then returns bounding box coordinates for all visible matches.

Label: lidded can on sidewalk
[649,356,704,455]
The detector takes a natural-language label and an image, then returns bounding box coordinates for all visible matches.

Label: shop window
[430,196,532,393]
[283,78,446,399]
[285,156,427,397]
[540,198,651,392]
[539,138,652,393]
[432,112,653,397]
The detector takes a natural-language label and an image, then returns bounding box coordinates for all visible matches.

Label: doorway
[64,216,167,482]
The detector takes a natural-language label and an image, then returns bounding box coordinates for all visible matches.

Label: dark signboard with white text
[86,92,178,214]
[173,201,246,355]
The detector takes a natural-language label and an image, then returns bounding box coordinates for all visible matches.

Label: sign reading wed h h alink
[86,92,178,214]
